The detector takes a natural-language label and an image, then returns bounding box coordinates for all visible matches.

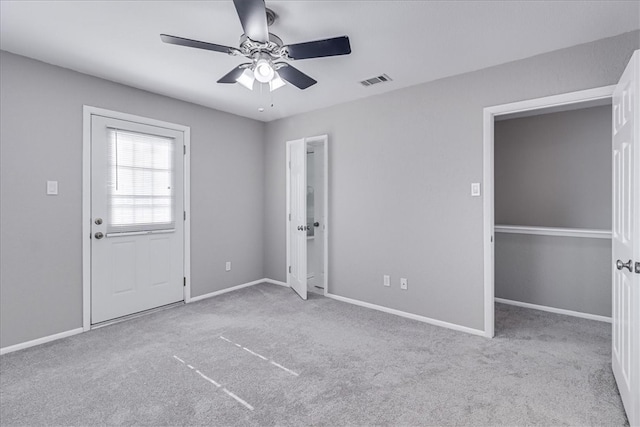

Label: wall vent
[359,74,393,87]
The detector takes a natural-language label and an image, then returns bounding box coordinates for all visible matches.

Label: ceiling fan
[160,0,351,91]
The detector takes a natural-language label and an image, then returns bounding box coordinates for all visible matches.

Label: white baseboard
[189,279,267,302]
[0,328,84,356]
[495,297,612,323]
[326,293,486,337]
[263,278,288,287]
[188,278,289,303]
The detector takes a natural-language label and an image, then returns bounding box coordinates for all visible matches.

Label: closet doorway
[286,135,329,300]
[305,143,326,295]
[482,85,616,337]
[493,100,613,325]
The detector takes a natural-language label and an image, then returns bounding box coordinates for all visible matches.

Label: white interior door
[612,50,640,427]
[288,138,307,300]
[91,115,185,324]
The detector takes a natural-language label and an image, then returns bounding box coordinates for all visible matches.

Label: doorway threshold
[90,301,184,330]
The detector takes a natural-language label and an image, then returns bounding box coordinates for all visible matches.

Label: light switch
[47,181,58,195]
[471,183,481,197]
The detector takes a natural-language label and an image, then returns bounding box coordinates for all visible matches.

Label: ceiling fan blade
[233,0,269,43]
[276,64,317,90]
[160,34,236,55]
[217,64,250,83]
[286,36,351,60]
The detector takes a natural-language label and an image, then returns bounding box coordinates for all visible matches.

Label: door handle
[94,232,104,240]
[616,259,632,272]
[314,222,320,227]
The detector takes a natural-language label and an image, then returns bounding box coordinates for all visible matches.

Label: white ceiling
[1,1,638,122]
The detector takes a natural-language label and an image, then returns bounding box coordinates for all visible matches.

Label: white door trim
[482,85,615,338]
[82,106,191,331]
[285,135,329,295]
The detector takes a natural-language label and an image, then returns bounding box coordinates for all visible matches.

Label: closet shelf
[494,225,612,239]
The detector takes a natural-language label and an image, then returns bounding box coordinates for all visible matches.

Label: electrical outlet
[46,180,58,195]
[225,261,231,272]
[400,278,408,290]
[383,275,390,287]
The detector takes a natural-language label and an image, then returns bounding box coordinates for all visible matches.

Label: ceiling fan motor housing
[238,33,285,60]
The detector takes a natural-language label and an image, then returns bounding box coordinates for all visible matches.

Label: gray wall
[0,51,265,348]
[495,106,612,229]
[264,31,639,331]
[495,234,611,316]
[494,106,612,316]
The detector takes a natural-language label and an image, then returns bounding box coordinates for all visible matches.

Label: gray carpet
[0,283,627,426]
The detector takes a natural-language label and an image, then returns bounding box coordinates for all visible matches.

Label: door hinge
[183,145,186,155]
[636,262,640,274]
[183,277,186,287]
[289,266,291,274]
[288,213,291,221]
[184,211,186,221]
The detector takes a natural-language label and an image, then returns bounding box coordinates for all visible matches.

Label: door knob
[94,232,104,240]
[616,259,632,272]
[94,218,103,225]
[314,222,320,227]
[297,226,302,231]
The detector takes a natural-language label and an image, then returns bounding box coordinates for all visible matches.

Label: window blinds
[107,128,175,234]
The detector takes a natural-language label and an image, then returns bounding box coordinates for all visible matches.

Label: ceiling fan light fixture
[236,68,255,90]
[269,72,286,91]
[254,58,275,83]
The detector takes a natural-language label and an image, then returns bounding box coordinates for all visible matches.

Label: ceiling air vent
[359,74,393,87]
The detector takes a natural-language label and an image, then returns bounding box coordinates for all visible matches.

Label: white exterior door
[612,50,640,427]
[91,115,185,324]
[288,138,307,300]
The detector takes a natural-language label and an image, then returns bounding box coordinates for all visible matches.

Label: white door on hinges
[287,138,307,300]
[91,115,185,324]
[611,49,640,427]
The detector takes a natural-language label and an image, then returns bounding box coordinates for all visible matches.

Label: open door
[287,138,307,300]
[612,49,639,427]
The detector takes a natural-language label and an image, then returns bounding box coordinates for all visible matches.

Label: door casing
[482,85,616,338]
[286,135,329,296]
[82,106,191,331]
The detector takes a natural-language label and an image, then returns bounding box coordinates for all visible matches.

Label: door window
[107,128,175,234]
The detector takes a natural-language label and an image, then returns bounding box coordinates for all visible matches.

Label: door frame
[82,106,191,331]
[482,85,615,338]
[286,135,329,295]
